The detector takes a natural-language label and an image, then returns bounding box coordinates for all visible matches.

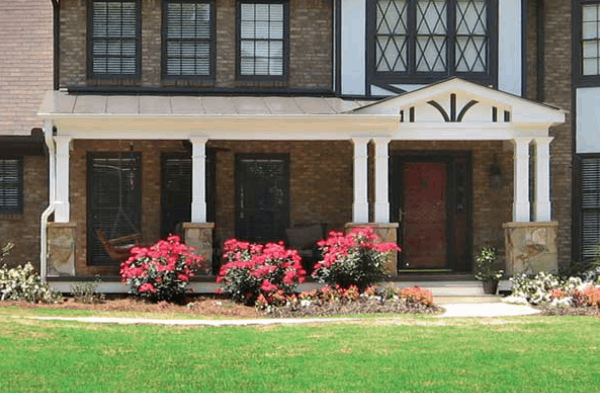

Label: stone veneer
[503,221,559,276]
[183,222,215,275]
[47,222,77,276]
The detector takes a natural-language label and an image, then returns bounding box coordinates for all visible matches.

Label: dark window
[0,158,23,214]
[576,1,600,84]
[88,153,142,265]
[578,155,600,260]
[88,0,141,78]
[160,150,216,238]
[163,0,215,80]
[237,1,288,80]
[235,154,289,243]
[370,0,496,84]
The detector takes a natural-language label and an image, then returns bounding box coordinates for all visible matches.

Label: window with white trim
[0,158,23,214]
[163,0,214,79]
[372,0,496,83]
[89,0,141,78]
[238,1,287,79]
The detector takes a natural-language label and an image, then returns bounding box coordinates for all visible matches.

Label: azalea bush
[312,227,400,290]
[216,239,306,305]
[120,235,205,303]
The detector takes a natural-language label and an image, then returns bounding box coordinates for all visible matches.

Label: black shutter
[0,157,23,214]
[88,153,142,265]
[580,155,600,260]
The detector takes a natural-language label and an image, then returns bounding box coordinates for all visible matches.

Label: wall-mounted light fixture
[489,154,503,189]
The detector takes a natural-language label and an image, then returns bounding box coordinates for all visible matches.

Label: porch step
[49,279,512,297]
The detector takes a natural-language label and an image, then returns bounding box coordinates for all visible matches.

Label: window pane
[583,21,598,40]
[238,2,286,77]
[417,36,447,71]
[584,40,599,59]
[456,36,486,72]
[456,0,486,35]
[583,4,599,23]
[417,0,447,35]
[584,58,598,75]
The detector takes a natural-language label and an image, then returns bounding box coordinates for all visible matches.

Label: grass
[1,311,599,393]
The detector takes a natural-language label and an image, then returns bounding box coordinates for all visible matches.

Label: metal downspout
[40,120,56,283]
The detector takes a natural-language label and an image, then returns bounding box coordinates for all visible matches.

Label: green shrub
[70,278,105,304]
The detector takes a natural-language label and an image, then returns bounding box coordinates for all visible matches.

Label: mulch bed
[265,300,443,318]
[537,305,600,316]
[0,296,262,319]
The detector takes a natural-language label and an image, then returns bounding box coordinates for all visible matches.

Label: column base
[345,222,400,275]
[183,222,215,275]
[47,222,77,277]
[503,221,558,276]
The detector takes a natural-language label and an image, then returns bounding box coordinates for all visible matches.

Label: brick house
[4,0,595,292]
[0,0,53,267]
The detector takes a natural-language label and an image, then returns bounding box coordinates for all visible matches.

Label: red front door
[402,162,447,269]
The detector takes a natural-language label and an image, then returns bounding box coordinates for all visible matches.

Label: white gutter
[40,119,56,283]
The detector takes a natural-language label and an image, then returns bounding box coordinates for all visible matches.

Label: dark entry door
[235,154,289,243]
[391,154,471,272]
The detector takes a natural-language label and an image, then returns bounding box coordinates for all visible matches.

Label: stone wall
[0,156,48,269]
[59,0,333,90]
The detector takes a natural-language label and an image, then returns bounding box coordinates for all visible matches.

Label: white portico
[38,78,565,285]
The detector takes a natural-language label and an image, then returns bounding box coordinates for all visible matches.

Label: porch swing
[93,156,142,262]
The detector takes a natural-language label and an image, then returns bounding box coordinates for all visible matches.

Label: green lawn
[1,311,599,393]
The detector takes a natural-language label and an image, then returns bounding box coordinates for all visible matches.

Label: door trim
[390,151,473,272]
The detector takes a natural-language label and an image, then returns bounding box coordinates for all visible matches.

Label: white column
[352,137,369,223]
[190,137,207,223]
[54,136,72,223]
[512,137,532,222]
[373,138,390,223]
[533,137,553,222]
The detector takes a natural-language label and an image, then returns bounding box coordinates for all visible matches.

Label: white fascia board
[49,115,400,140]
[393,123,515,140]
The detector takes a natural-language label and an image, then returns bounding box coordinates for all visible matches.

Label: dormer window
[163,0,215,80]
[369,0,497,84]
[88,0,141,78]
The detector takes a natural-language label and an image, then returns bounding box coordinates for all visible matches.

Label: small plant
[217,239,306,305]
[120,235,205,303]
[70,277,105,304]
[312,227,400,290]
[0,262,61,303]
[474,247,503,281]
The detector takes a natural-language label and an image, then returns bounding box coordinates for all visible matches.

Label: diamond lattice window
[374,0,492,76]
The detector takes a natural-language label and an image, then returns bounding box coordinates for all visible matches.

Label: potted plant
[475,247,504,295]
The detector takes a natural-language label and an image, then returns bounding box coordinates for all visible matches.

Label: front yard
[1,308,598,393]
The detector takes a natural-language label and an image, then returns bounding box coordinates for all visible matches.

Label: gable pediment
[352,78,565,127]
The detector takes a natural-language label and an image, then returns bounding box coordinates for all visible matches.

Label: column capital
[512,137,532,146]
[189,135,208,144]
[532,136,554,146]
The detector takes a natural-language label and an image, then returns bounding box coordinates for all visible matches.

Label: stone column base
[345,223,400,275]
[503,221,558,276]
[47,222,77,277]
[183,222,215,275]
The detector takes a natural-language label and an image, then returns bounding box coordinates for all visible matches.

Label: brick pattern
[0,0,53,135]
[68,139,352,276]
[60,0,333,90]
[0,156,48,269]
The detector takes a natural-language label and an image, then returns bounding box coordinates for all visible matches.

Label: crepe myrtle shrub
[216,239,306,305]
[120,235,205,303]
[312,227,401,290]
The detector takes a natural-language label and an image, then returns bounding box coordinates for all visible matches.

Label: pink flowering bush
[312,227,401,290]
[216,239,306,305]
[120,235,205,303]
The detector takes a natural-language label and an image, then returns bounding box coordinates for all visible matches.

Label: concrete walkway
[26,302,541,326]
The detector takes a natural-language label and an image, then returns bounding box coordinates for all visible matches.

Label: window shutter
[580,155,600,260]
[0,158,23,214]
